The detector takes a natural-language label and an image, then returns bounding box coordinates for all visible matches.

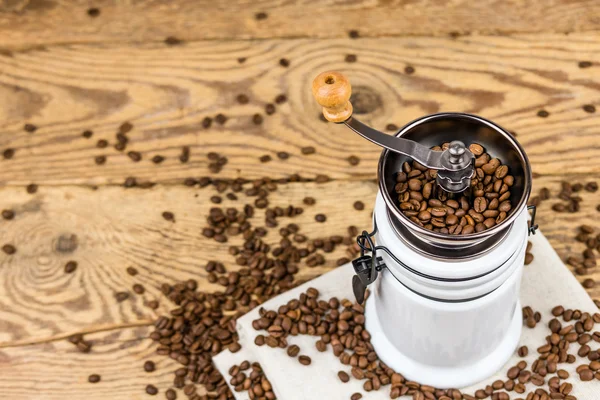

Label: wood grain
[0,0,600,47]
[0,326,185,400]
[1,176,598,347]
[1,34,600,185]
[0,181,377,346]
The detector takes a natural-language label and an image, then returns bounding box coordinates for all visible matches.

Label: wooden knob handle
[312,71,353,123]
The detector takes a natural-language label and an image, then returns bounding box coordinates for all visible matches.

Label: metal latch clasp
[527,205,539,236]
[351,228,387,304]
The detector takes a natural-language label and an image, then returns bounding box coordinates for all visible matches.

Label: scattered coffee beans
[64,261,78,273]
[23,123,37,133]
[537,110,550,118]
[2,244,16,255]
[347,155,360,166]
[162,211,175,222]
[228,361,275,398]
[3,148,14,159]
[145,384,158,395]
[301,146,316,155]
[583,104,596,113]
[353,201,365,211]
[87,8,100,17]
[143,360,155,372]
[26,183,38,194]
[1,209,15,220]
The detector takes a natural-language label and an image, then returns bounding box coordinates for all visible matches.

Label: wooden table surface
[0,1,599,398]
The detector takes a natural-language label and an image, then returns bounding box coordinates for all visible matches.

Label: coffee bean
[252,114,263,125]
[350,394,362,400]
[144,360,156,372]
[96,139,108,148]
[583,278,596,288]
[275,94,287,104]
[152,155,165,164]
[64,261,78,273]
[259,155,272,163]
[127,151,142,162]
[202,117,212,128]
[345,54,357,63]
[348,30,360,38]
[353,201,365,211]
[215,113,227,125]
[579,369,594,381]
[255,11,268,20]
[537,110,550,118]
[301,146,316,155]
[164,36,182,46]
[115,292,129,302]
[88,374,101,383]
[315,214,326,223]
[348,155,360,166]
[87,8,100,17]
[279,58,290,67]
[265,104,276,115]
[386,123,398,131]
[24,123,37,133]
[162,211,175,222]
[3,148,14,159]
[579,61,593,68]
[338,371,350,383]
[25,183,38,195]
[585,181,598,192]
[404,65,415,74]
[77,341,92,353]
[236,94,249,104]
[583,104,596,113]
[94,155,106,165]
[165,388,176,400]
[518,345,528,357]
[525,253,534,265]
[133,284,145,294]
[2,209,14,220]
[146,384,158,395]
[277,151,289,160]
[2,244,16,255]
[179,146,190,163]
[126,267,138,276]
[298,355,311,365]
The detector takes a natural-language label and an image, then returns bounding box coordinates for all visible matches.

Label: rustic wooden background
[0,0,599,398]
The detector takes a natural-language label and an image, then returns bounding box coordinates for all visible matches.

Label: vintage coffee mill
[312,71,537,387]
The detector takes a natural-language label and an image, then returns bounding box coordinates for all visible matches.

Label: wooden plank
[1,35,600,186]
[0,176,598,348]
[0,181,377,346]
[0,0,600,47]
[0,326,185,400]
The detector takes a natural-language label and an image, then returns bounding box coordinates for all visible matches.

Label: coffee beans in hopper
[395,142,514,235]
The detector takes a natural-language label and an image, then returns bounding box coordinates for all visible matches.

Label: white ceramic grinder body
[365,193,528,388]
[310,73,534,389]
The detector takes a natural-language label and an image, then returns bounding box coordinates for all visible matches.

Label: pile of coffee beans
[228,361,276,399]
[396,142,514,235]
[143,175,362,399]
[251,287,600,400]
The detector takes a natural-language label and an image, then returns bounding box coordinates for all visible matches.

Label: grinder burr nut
[312,71,353,123]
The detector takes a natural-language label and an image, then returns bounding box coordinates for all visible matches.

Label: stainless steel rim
[378,112,532,246]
